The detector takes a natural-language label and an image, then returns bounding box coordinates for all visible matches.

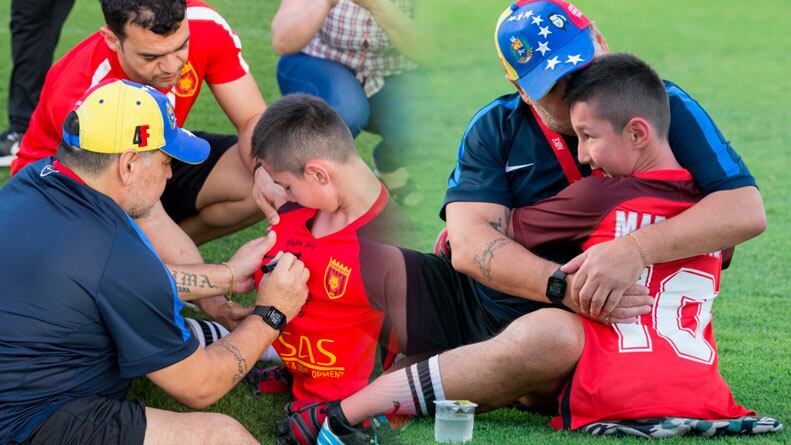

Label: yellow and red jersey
[254,185,401,403]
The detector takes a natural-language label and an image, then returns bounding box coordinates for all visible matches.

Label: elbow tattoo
[217,339,248,384]
[486,208,511,235]
[473,237,511,280]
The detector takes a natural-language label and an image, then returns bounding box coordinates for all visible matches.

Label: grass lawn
[0,0,788,443]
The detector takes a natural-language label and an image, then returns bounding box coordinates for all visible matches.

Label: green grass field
[0,0,789,443]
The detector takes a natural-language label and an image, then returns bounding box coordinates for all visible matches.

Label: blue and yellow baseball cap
[63,79,209,164]
[496,0,594,101]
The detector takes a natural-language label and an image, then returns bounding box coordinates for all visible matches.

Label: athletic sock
[185,317,280,362]
[185,317,228,347]
[340,355,445,425]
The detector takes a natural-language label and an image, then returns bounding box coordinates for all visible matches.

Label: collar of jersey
[632,169,692,182]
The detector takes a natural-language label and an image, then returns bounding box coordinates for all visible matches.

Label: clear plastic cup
[434,400,478,443]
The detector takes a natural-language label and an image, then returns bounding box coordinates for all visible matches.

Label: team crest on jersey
[510,36,533,64]
[174,61,198,97]
[324,258,351,300]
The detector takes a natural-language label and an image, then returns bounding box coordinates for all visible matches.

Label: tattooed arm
[167,233,279,301]
[147,254,310,409]
[445,201,559,303]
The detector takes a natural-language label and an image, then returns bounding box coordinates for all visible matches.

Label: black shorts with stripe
[401,250,505,355]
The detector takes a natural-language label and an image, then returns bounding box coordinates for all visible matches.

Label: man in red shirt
[11,0,281,325]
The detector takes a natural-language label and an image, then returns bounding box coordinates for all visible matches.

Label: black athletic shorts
[160,131,237,223]
[16,397,146,445]
[402,250,506,355]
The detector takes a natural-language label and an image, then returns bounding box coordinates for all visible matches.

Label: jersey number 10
[613,267,717,365]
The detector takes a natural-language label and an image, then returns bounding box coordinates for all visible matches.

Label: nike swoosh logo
[505,162,535,173]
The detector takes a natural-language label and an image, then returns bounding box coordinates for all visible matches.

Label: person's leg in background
[277,53,370,138]
[1,0,75,163]
[367,70,425,207]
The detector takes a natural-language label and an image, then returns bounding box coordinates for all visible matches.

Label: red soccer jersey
[253,185,401,403]
[11,0,248,175]
[510,170,752,430]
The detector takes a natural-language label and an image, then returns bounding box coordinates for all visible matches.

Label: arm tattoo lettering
[169,270,218,293]
[217,339,247,384]
[473,237,511,280]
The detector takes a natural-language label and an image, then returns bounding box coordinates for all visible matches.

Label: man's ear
[590,22,609,53]
[625,117,652,149]
[117,150,139,185]
[511,80,532,104]
[303,160,330,185]
[99,26,122,53]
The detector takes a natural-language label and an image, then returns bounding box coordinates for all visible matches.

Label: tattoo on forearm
[170,270,218,294]
[473,237,511,280]
[486,208,512,235]
[217,339,247,384]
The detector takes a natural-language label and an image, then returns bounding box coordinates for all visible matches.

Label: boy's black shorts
[402,249,507,355]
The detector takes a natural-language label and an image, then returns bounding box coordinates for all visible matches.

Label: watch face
[548,281,564,296]
[268,310,285,326]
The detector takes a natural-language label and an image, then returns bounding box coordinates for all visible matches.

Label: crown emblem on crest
[324,257,352,300]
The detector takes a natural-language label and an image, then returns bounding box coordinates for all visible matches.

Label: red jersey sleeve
[510,176,613,252]
[186,1,249,85]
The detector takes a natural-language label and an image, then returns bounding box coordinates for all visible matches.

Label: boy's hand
[253,164,287,225]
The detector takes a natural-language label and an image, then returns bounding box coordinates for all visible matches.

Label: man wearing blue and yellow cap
[0,79,310,445]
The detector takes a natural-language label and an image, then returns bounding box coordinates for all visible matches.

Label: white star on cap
[536,41,551,56]
[538,26,551,38]
[531,15,543,26]
[566,54,584,66]
[545,56,560,70]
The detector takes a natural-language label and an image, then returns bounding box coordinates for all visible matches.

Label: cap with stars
[496,0,594,101]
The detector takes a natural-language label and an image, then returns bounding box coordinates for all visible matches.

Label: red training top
[254,185,402,403]
[12,0,248,174]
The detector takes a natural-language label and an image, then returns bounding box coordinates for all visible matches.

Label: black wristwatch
[545,268,567,305]
[252,305,287,333]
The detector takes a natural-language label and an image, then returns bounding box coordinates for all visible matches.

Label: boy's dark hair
[566,53,670,139]
[251,94,356,176]
[101,0,186,40]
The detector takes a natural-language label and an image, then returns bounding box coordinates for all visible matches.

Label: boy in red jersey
[311,54,780,442]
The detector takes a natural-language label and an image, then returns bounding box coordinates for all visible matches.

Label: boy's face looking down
[570,100,652,177]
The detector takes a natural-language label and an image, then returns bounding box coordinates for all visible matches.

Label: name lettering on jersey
[324,258,351,300]
[174,61,198,97]
[614,210,666,238]
[278,334,345,379]
[133,125,150,147]
[286,239,316,250]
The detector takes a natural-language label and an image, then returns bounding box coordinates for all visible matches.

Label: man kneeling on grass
[0,80,309,445]
[309,55,781,442]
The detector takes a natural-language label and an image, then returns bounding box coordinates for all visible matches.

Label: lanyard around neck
[528,105,583,184]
